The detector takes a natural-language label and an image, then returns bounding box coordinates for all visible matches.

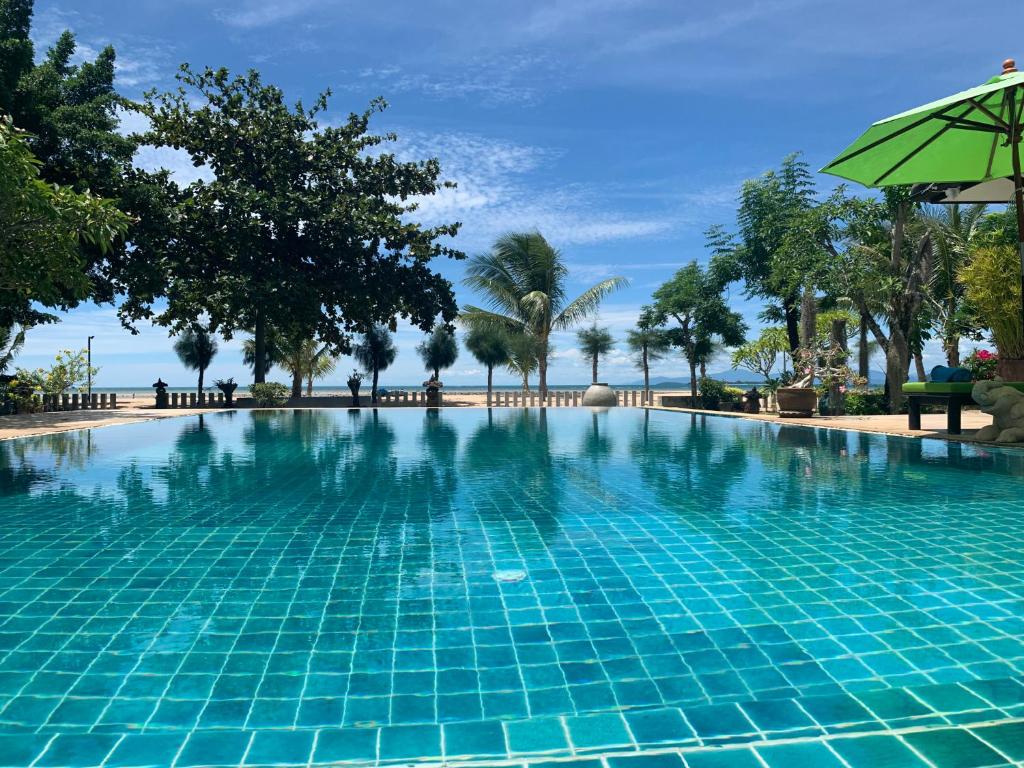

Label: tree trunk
[290,369,302,399]
[784,297,800,353]
[642,346,650,404]
[914,353,927,382]
[886,335,911,414]
[253,310,266,384]
[944,306,960,366]
[371,366,379,404]
[306,374,314,397]
[591,354,598,384]
[858,312,870,380]
[486,364,493,406]
[539,347,548,402]
[432,366,439,379]
[699,360,707,379]
[689,359,698,403]
[197,366,204,399]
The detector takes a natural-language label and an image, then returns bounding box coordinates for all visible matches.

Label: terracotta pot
[776,387,817,418]
[997,357,1024,381]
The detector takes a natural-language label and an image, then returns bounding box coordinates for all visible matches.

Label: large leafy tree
[0,118,128,327]
[417,327,458,380]
[123,65,462,383]
[173,327,218,397]
[652,261,747,396]
[0,0,173,326]
[353,325,397,404]
[714,154,836,352]
[827,189,932,412]
[576,324,614,384]
[464,325,510,402]
[461,231,627,399]
[626,306,671,399]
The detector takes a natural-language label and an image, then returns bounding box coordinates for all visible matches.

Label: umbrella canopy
[910,177,1015,205]
[822,58,1024,338]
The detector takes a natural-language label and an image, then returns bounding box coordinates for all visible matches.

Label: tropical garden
[1,0,1020,417]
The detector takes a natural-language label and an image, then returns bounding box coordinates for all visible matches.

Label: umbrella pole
[1014,125,1024,347]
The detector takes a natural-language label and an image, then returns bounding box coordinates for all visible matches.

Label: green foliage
[576,324,614,383]
[14,347,98,394]
[843,389,888,415]
[652,260,746,393]
[695,377,742,409]
[505,332,544,391]
[248,382,289,407]
[353,324,396,402]
[124,65,463,381]
[959,243,1023,359]
[173,327,218,395]
[0,322,25,374]
[731,326,789,389]
[464,324,511,385]
[461,231,627,395]
[963,348,998,381]
[0,117,129,326]
[417,327,458,379]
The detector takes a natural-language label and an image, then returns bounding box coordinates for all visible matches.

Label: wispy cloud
[391,130,673,250]
[212,0,318,29]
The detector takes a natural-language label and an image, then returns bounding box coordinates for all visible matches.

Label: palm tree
[921,203,986,366]
[626,307,671,400]
[173,327,218,397]
[464,325,510,403]
[507,332,543,392]
[576,324,615,384]
[461,231,627,400]
[417,327,458,380]
[305,348,336,396]
[353,325,397,404]
[0,324,26,375]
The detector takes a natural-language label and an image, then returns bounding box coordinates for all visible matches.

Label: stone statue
[972,380,1024,443]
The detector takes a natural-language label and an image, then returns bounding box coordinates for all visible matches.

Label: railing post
[110,393,117,409]
[171,392,179,407]
[100,393,108,409]
[71,393,79,410]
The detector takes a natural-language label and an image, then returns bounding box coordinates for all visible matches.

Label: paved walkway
[0,407,209,441]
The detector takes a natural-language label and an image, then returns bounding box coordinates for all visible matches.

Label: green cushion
[902,382,975,394]
[902,381,1024,394]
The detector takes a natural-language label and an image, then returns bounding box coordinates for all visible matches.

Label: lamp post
[87,335,95,398]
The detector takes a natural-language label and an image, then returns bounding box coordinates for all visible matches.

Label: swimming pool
[2,408,1024,767]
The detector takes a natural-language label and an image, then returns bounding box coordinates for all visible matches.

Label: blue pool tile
[244,730,315,766]
[971,722,1024,762]
[625,708,696,746]
[312,728,378,763]
[106,734,186,767]
[903,727,1010,768]
[0,734,53,768]
[378,723,442,761]
[739,699,817,734]
[444,720,507,758]
[505,717,569,755]
[566,712,633,750]
[606,754,685,768]
[755,741,846,768]
[35,734,121,767]
[176,731,252,767]
[829,734,931,767]
[681,749,763,768]
[682,704,756,741]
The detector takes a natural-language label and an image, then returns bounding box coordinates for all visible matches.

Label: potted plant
[423,377,443,407]
[214,377,238,407]
[963,348,999,381]
[777,351,819,417]
[347,370,363,406]
[960,243,1024,380]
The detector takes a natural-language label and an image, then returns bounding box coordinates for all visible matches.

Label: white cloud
[212,0,318,29]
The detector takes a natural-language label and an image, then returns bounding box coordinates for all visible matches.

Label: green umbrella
[822,58,1024,331]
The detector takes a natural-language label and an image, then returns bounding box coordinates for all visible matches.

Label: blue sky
[16,0,1021,388]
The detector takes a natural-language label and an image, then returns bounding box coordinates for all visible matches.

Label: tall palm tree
[0,324,26,375]
[576,324,615,384]
[464,325,510,403]
[353,325,397,404]
[920,203,987,366]
[461,231,627,400]
[305,348,336,396]
[626,307,671,399]
[417,327,458,380]
[173,327,218,397]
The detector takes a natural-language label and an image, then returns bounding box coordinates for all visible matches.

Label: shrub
[697,377,728,409]
[844,389,887,415]
[959,243,1023,358]
[249,382,289,407]
[963,348,998,380]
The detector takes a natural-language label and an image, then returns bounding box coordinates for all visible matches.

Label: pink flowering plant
[964,348,998,380]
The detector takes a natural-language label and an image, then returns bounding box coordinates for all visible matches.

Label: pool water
[2,408,1024,767]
